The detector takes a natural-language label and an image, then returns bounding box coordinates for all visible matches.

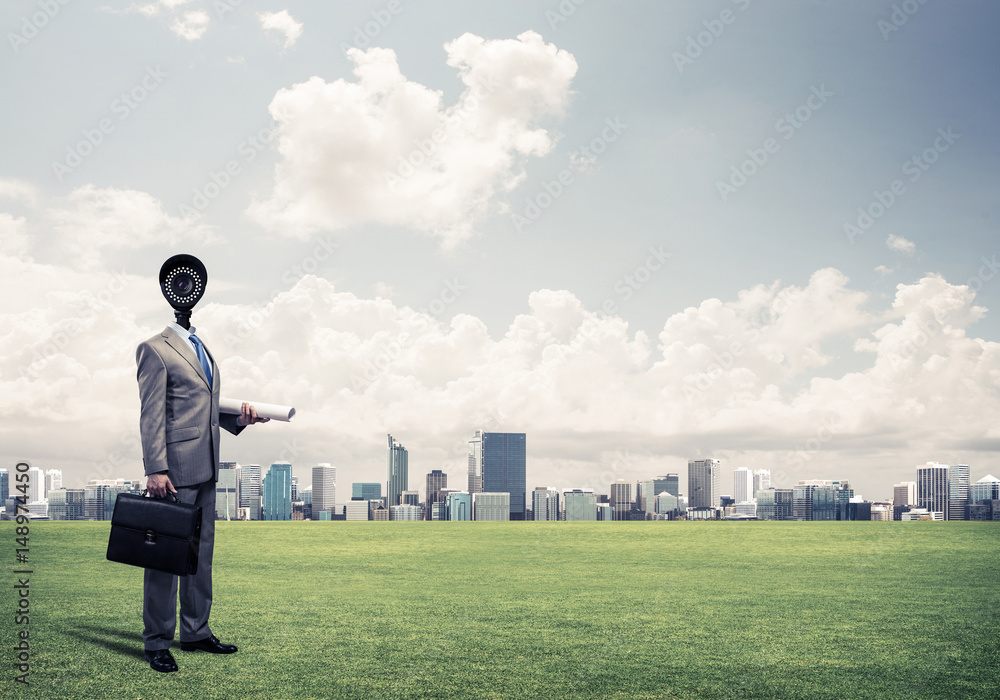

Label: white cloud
[0,213,30,258]
[109,1,209,40]
[258,10,303,49]
[887,234,916,255]
[47,185,218,269]
[0,178,40,205]
[875,264,895,276]
[5,256,997,497]
[248,31,578,247]
[170,9,209,41]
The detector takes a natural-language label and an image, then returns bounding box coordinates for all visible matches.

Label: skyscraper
[216,462,239,520]
[262,463,293,521]
[0,469,9,504]
[688,459,720,509]
[609,480,632,520]
[27,466,44,502]
[532,487,560,521]
[948,465,970,521]
[479,431,527,520]
[45,469,63,493]
[734,467,753,503]
[387,434,409,508]
[753,469,771,495]
[468,430,483,495]
[425,470,448,520]
[636,480,655,515]
[563,489,597,521]
[893,481,917,506]
[312,463,337,519]
[917,462,949,518]
[239,464,262,520]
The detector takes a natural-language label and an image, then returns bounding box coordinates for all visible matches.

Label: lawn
[2,521,998,699]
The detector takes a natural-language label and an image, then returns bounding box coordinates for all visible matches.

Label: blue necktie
[188,333,214,387]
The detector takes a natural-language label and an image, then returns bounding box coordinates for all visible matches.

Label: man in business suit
[136,320,268,673]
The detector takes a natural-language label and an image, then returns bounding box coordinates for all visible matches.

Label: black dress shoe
[144,648,178,673]
[180,634,238,654]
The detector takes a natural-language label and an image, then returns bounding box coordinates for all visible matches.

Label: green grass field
[2,521,998,700]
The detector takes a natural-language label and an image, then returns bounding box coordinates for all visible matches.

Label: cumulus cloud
[4,255,998,497]
[258,10,303,48]
[887,233,916,255]
[47,185,217,269]
[248,31,578,247]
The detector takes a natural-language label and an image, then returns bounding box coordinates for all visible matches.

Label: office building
[390,504,422,521]
[653,474,679,502]
[291,476,298,502]
[596,503,614,521]
[83,479,137,520]
[948,465,970,521]
[475,431,527,520]
[970,474,1000,503]
[431,501,448,520]
[734,467,754,503]
[425,470,448,519]
[532,487,560,521]
[48,488,85,520]
[344,498,371,522]
[216,463,239,520]
[917,463,950,519]
[387,434,409,508]
[448,491,472,521]
[563,489,597,521]
[655,491,679,516]
[688,459,720,509]
[401,490,420,506]
[312,463,337,519]
[636,480,655,515]
[753,469,771,494]
[262,462,293,521]
[239,464,262,520]
[45,469,63,493]
[352,483,382,501]
[0,468,8,504]
[609,480,632,521]
[473,492,510,521]
[893,481,917,507]
[468,430,484,494]
[759,488,793,521]
[28,466,45,502]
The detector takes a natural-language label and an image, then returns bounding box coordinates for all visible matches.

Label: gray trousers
[142,479,216,650]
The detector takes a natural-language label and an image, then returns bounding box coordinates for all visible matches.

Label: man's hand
[147,473,177,499]
[237,401,270,427]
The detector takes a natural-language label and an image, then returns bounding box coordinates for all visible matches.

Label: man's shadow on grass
[67,624,145,661]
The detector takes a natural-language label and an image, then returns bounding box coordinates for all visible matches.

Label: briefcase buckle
[145,530,157,543]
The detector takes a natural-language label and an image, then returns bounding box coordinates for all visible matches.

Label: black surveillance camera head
[159,254,207,329]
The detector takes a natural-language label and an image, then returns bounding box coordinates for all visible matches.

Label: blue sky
[2,0,998,501]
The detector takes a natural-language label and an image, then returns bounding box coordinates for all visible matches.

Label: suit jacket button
[212,421,218,427]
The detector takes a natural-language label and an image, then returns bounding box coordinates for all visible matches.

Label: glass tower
[481,432,526,520]
[262,462,292,521]
[688,459,720,509]
[387,434,409,508]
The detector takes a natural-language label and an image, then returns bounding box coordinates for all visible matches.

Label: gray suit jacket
[136,326,244,487]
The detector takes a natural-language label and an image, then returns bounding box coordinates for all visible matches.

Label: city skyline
[3,2,999,502]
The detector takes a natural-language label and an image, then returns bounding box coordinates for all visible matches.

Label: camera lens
[173,272,195,297]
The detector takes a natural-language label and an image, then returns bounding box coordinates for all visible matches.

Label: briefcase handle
[139,490,182,504]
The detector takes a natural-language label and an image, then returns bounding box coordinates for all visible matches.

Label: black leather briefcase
[106,492,201,576]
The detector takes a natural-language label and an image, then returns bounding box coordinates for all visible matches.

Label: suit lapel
[161,327,212,389]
